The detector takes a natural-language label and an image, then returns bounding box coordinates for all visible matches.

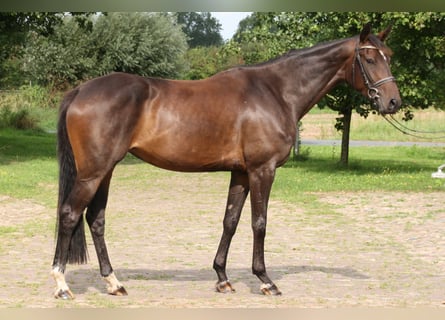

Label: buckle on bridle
[368,87,380,100]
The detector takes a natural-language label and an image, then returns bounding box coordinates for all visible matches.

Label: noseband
[352,44,396,102]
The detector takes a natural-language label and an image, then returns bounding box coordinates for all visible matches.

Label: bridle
[352,44,445,139]
[352,44,396,103]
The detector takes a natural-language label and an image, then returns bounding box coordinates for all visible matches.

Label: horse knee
[252,216,266,236]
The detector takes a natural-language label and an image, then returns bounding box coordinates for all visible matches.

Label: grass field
[301,107,445,142]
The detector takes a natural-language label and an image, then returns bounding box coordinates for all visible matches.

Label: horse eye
[366,58,375,64]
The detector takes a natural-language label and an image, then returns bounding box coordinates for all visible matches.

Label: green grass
[0,128,58,207]
[304,107,445,142]
[273,144,444,203]
[0,86,60,131]
[350,110,445,142]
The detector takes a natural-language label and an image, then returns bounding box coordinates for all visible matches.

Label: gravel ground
[0,167,443,307]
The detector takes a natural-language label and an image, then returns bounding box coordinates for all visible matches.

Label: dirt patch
[0,169,443,307]
[0,195,48,227]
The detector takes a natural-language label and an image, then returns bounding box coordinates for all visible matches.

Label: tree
[231,12,324,64]
[177,12,223,48]
[182,46,221,80]
[92,13,188,78]
[24,12,188,88]
[385,12,445,109]
[0,12,64,88]
[24,16,96,88]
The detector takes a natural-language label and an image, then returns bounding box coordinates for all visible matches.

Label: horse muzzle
[369,87,401,115]
[378,95,401,115]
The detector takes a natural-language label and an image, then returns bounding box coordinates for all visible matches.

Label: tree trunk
[293,122,300,159]
[340,107,352,165]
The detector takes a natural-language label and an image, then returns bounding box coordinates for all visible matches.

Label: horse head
[349,23,402,114]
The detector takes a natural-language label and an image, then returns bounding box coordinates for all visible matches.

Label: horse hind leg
[51,177,103,299]
[213,171,249,293]
[85,170,127,296]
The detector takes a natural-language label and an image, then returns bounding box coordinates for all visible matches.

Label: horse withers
[51,23,401,299]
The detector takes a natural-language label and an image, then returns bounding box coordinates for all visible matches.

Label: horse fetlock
[54,288,75,300]
[51,266,74,299]
[260,283,282,296]
[103,272,128,296]
[215,280,236,293]
[109,286,128,296]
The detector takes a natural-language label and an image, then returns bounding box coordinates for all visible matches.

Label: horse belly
[130,131,245,172]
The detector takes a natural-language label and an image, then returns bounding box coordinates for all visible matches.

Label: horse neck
[273,37,356,121]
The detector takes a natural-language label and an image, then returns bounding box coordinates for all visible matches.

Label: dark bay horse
[51,24,401,299]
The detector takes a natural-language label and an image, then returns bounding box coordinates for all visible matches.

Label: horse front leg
[249,166,282,295]
[213,171,249,293]
[86,172,127,296]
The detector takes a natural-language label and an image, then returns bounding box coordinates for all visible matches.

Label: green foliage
[177,12,223,48]
[0,13,97,89]
[0,85,61,130]
[24,13,188,87]
[0,56,23,88]
[386,12,445,109]
[0,107,38,130]
[0,12,64,88]
[183,46,220,79]
[231,12,325,64]
[92,13,188,78]
[24,17,96,87]
[182,45,243,80]
[18,84,61,109]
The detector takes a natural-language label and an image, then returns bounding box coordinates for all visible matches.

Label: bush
[0,85,59,130]
[0,106,39,130]
[24,13,188,87]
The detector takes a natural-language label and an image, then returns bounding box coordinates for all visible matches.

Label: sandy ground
[0,166,444,308]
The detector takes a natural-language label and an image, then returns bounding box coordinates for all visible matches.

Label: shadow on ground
[66,265,369,295]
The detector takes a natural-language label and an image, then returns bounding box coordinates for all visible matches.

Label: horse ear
[378,25,392,42]
[359,23,372,43]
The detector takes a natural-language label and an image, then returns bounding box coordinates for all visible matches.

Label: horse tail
[56,88,88,264]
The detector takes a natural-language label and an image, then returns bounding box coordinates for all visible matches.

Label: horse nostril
[389,98,399,110]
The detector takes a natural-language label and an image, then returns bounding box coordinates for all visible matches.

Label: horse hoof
[109,286,128,296]
[215,280,236,293]
[260,283,282,296]
[54,289,75,300]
